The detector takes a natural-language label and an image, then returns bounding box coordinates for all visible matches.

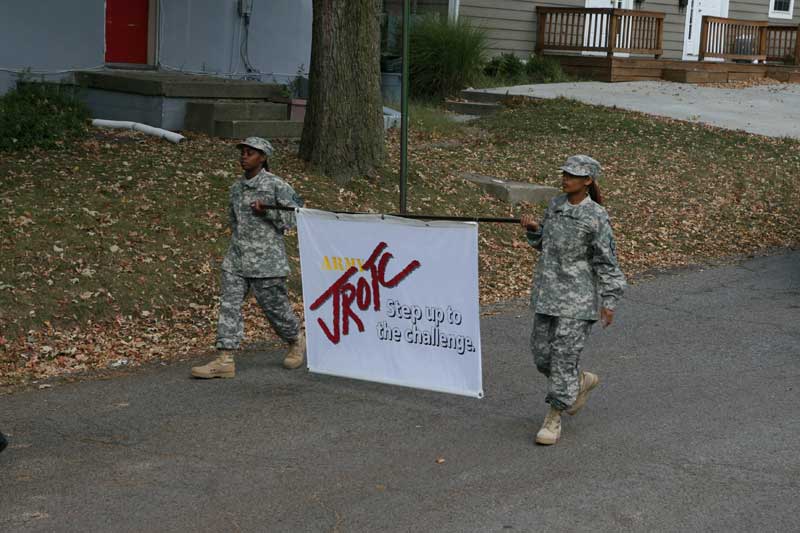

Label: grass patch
[409,101,471,136]
[2,98,799,386]
[384,100,472,136]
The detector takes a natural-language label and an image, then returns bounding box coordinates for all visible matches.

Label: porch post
[607,11,618,57]
[535,7,545,55]
[698,16,710,62]
[758,25,768,64]
[655,17,664,59]
[795,25,800,65]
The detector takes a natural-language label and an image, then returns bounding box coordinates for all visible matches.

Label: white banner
[296,208,483,398]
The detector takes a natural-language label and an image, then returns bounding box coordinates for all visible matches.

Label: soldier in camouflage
[520,155,626,445]
[192,137,306,379]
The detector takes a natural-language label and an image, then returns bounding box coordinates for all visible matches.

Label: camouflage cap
[560,155,602,180]
[236,137,274,157]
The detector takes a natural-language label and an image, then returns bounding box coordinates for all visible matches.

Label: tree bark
[299,0,385,182]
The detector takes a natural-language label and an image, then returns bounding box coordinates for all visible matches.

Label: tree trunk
[299,0,385,182]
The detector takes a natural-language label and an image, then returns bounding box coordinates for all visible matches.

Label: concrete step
[215,120,304,139]
[459,89,510,104]
[215,102,288,121]
[461,172,559,205]
[75,70,286,99]
[444,100,503,116]
[185,102,289,135]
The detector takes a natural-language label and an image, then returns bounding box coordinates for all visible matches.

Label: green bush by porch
[0,81,89,152]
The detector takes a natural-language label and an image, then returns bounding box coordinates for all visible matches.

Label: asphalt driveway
[475,81,800,139]
[1,251,799,532]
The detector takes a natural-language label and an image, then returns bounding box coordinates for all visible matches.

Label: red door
[105,0,149,64]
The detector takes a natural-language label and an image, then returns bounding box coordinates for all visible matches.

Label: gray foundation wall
[81,89,188,131]
[82,88,247,131]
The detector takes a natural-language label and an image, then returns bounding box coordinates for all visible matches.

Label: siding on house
[459,0,690,59]
[638,0,688,60]
[728,0,800,23]
[459,0,586,57]
[458,0,795,61]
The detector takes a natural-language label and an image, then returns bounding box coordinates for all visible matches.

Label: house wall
[0,0,312,95]
[459,0,573,57]
[459,0,800,61]
[0,0,106,93]
[728,0,800,22]
[459,0,688,58]
[457,0,698,61]
[158,0,312,83]
[641,0,688,60]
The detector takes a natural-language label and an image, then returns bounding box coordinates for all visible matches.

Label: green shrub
[410,15,488,99]
[526,55,571,83]
[483,57,500,78]
[479,53,571,87]
[0,81,89,151]
[484,53,526,79]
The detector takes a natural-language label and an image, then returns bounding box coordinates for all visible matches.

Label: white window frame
[769,0,794,20]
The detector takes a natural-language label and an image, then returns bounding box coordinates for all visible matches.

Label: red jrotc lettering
[310,242,421,344]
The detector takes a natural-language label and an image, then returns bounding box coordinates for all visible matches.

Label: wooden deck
[534,8,800,84]
[548,55,800,83]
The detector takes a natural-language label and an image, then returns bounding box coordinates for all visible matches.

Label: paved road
[476,81,800,139]
[1,252,799,532]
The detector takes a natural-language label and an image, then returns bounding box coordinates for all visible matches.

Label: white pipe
[449,0,460,21]
[91,119,185,144]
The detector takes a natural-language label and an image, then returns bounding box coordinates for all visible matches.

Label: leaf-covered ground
[2,97,799,390]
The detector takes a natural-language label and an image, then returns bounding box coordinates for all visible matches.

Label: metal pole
[263,205,521,224]
[399,0,411,214]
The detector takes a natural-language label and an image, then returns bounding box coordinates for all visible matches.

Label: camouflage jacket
[221,169,302,278]
[526,194,626,321]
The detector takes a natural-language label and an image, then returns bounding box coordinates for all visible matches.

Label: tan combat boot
[283,331,306,370]
[565,371,599,416]
[191,353,235,379]
[535,406,562,445]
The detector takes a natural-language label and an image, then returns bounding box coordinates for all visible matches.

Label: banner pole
[264,205,521,224]
[399,0,410,214]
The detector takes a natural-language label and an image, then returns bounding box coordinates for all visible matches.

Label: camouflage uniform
[216,166,303,350]
[530,314,593,410]
[526,156,626,410]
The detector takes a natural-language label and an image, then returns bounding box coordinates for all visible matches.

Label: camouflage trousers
[530,313,593,411]
[215,271,300,350]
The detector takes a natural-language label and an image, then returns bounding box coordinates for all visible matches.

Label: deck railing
[535,7,665,58]
[698,17,768,62]
[699,17,800,64]
[766,24,800,64]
